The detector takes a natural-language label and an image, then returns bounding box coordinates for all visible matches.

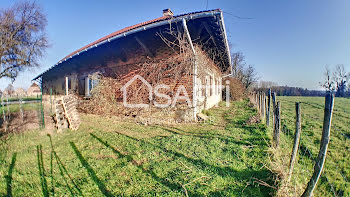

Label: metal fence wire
[0,94,45,135]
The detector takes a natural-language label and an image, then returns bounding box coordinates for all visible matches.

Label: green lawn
[1,96,40,102]
[0,100,276,196]
[274,96,350,196]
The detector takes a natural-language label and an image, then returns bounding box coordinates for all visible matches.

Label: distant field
[276,96,350,196]
[1,96,40,102]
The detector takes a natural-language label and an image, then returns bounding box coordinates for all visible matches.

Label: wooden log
[61,95,80,131]
[273,101,281,148]
[288,102,301,181]
[302,93,334,197]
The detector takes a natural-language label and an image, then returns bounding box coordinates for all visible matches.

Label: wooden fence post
[266,89,271,126]
[6,96,10,120]
[301,93,334,197]
[1,96,5,123]
[273,101,281,148]
[258,92,261,115]
[288,102,301,181]
[1,96,7,133]
[261,92,265,119]
[272,92,276,109]
[272,92,276,125]
[19,96,24,123]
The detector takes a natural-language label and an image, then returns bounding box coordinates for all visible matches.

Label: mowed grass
[275,96,350,196]
[0,100,276,196]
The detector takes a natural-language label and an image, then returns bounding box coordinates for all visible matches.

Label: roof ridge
[61,15,171,61]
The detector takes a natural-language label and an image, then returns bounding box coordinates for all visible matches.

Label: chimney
[163,8,173,17]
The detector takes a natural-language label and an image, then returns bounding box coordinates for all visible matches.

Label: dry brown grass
[267,140,306,197]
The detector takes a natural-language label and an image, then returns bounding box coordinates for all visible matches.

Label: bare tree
[231,52,245,77]
[319,66,335,92]
[0,1,48,81]
[333,64,348,97]
[242,64,258,89]
[230,52,258,89]
[4,84,15,96]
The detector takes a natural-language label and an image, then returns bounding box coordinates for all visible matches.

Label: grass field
[1,96,348,196]
[274,96,350,196]
[0,100,276,196]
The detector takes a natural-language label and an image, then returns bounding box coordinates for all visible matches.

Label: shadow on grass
[70,141,114,197]
[47,135,83,196]
[156,125,268,148]
[90,133,197,196]
[5,152,17,197]
[91,133,275,196]
[37,145,49,197]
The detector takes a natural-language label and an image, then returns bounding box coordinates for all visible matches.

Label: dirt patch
[0,111,55,135]
[246,114,260,125]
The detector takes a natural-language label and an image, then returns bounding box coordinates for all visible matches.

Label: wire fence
[0,94,45,135]
[250,90,336,197]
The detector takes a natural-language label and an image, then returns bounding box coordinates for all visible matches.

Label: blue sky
[1,0,350,90]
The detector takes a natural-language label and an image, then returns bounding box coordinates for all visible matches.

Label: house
[27,83,41,96]
[15,88,27,97]
[34,9,232,120]
[3,84,15,97]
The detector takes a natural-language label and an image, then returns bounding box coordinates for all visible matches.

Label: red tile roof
[61,9,221,61]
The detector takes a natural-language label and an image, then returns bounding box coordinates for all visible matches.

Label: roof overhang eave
[34,9,229,80]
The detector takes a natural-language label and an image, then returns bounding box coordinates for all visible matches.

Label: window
[209,76,213,96]
[201,78,205,97]
[85,74,100,97]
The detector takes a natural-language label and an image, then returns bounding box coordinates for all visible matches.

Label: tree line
[255,85,326,97]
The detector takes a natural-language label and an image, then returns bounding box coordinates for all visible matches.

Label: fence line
[0,94,44,134]
[288,102,301,181]
[249,90,335,196]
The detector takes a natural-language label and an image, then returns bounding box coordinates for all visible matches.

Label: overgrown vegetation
[270,96,350,196]
[0,100,277,196]
[225,77,246,101]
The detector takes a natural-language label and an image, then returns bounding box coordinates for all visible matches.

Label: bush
[223,77,246,101]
